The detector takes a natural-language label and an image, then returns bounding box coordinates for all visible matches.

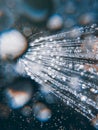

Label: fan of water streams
[18,24,98,122]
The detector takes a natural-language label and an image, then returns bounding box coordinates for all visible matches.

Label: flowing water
[18,24,98,121]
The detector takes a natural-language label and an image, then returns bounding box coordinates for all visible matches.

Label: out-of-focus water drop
[47,14,63,30]
[65,1,76,14]
[0,29,27,60]
[5,79,32,109]
[23,0,53,22]
[92,115,98,129]
[33,102,52,122]
[21,106,32,117]
[78,12,96,25]
[0,104,11,119]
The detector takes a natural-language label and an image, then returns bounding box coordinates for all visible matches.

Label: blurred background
[0,0,98,130]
